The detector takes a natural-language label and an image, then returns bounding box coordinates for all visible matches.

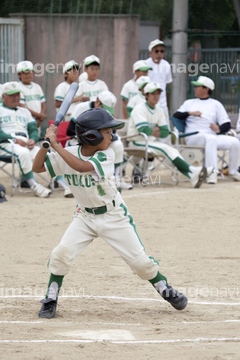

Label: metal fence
[0,18,24,84]
[140,47,240,114]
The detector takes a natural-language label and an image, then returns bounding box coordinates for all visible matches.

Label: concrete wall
[12,14,139,120]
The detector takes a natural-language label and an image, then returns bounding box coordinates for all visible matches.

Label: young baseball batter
[33,108,188,319]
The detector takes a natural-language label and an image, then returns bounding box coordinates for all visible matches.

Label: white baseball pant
[48,202,159,281]
[185,133,240,174]
[0,142,40,175]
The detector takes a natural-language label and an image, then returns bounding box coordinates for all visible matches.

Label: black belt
[15,132,27,137]
[85,200,115,215]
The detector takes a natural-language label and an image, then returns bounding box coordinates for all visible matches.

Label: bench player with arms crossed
[33,108,188,319]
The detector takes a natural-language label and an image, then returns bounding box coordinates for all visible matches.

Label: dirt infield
[0,171,240,359]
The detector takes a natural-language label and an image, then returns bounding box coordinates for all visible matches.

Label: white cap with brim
[144,81,163,94]
[2,82,21,95]
[17,60,34,73]
[136,76,151,90]
[148,39,165,52]
[63,60,80,73]
[191,76,215,90]
[84,55,100,66]
[133,60,152,73]
[98,91,117,116]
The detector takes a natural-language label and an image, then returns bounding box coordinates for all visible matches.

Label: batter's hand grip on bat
[41,82,79,149]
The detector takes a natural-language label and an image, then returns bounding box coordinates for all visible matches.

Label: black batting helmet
[75,108,125,146]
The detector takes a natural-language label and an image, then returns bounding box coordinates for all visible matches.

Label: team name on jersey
[64,174,106,195]
[83,90,101,97]
[129,91,138,99]
[0,115,27,124]
[23,94,42,101]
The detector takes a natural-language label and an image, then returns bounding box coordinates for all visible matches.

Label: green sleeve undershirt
[138,125,169,138]
[0,128,13,142]
[27,122,39,142]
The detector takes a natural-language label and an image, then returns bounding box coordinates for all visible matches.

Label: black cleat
[161,286,188,311]
[20,180,30,188]
[38,298,57,319]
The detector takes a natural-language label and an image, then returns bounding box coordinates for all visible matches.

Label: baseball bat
[42,82,79,149]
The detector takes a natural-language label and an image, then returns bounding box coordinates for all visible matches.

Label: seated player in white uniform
[127,82,213,188]
[173,76,240,184]
[67,90,132,190]
[0,82,51,198]
[33,108,188,319]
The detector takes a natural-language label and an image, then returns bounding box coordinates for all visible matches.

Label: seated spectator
[127,81,213,188]
[120,60,152,119]
[67,90,132,190]
[173,76,240,184]
[0,82,51,198]
[17,61,46,136]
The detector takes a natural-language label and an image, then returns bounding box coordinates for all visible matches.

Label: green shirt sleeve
[138,125,170,138]
[159,125,170,138]
[138,125,153,136]
[0,128,13,142]
[27,122,39,142]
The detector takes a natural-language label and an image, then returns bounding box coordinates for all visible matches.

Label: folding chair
[171,116,228,175]
[121,132,179,186]
[0,139,52,196]
[0,140,22,196]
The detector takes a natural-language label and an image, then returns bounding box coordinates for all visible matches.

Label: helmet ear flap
[77,129,104,146]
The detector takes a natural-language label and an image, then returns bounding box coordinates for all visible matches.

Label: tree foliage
[188,0,236,31]
[0,0,239,47]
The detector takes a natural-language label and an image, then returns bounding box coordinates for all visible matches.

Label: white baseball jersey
[45,146,121,208]
[18,81,46,113]
[177,98,230,134]
[54,81,82,117]
[78,79,108,101]
[127,92,146,114]
[145,58,172,108]
[0,106,36,139]
[127,102,167,142]
[120,79,138,103]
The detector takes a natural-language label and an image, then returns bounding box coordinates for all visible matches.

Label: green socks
[46,274,64,300]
